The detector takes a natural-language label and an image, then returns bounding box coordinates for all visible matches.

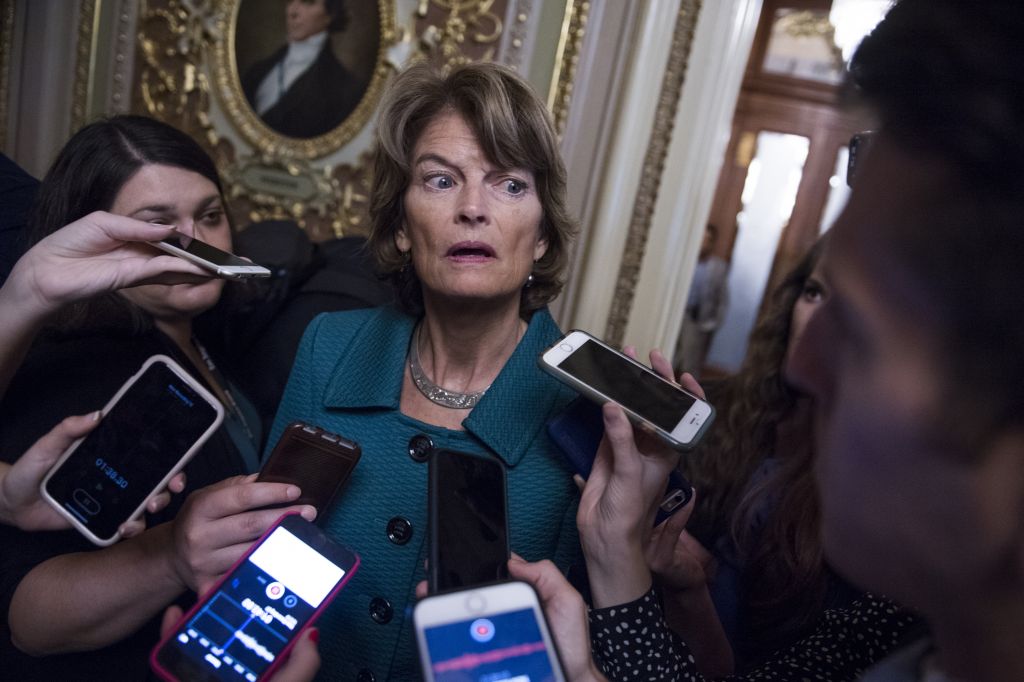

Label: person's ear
[395,224,411,255]
[533,231,548,263]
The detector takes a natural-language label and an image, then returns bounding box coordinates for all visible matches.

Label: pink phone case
[150,512,359,681]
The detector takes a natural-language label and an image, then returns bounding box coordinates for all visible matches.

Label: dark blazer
[242,40,366,139]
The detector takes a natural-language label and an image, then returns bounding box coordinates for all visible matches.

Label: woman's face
[397,111,547,312]
[111,164,230,322]
[784,264,829,380]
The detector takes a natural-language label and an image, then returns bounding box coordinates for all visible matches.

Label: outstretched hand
[0,412,187,533]
[576,347,707,607]
[645,491,714,595]
[9,211,213,314]
[169,475,316,595]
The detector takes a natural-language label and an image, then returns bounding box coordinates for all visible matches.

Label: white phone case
[539,329,715,450]
[414,581,566,682]
[39,355,225,546]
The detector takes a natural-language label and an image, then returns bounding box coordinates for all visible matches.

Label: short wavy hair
[366,61,577,317]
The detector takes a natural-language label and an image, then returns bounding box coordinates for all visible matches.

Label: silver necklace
[408,326,488,409]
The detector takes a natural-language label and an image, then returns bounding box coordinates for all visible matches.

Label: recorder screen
[164,525,346,681]
[559,339,697,433]
[44,361,218,540]
[425,607,557,682]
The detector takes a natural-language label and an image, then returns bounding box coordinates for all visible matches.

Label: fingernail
[286,485,301,500]
[92,410,102,421]
[301,505,317,521]
[308,628,319,644]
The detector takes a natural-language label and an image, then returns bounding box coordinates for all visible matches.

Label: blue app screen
[171,526,345,680]
[424,608,557,682]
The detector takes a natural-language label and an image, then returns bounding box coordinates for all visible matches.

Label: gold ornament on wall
[132,0,581,241]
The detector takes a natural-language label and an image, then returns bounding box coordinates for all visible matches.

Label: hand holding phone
[170,476,318,596]
[547,397,693,524]
[153,513,359,682]
[154,234,271,279]
[40,355,224,546]
[414,580,566,682]
[539,330,714,450]
[428,449,509,594]
[256,422,361,520]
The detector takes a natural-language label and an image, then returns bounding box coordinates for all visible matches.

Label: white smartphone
[153,234,271,279]
[539,330,715,450]
[41,355,225,546]
[414,581,566,682]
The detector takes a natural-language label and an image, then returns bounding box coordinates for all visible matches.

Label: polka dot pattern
[589,588,918,680]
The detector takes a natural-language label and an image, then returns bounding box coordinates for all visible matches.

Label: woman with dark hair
[0,115,314,680]
[269,60,580,680]
[675,240,851,670]
[573,242,917,680]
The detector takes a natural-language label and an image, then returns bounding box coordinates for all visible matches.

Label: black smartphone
[152,513,359,681]
[428,448,510,594]
[256,422,362,520]
[41,355,224,546]
[547,397,693,524]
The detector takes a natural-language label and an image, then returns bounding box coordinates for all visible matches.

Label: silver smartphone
[153,234,271,279]
[414,581,566,682]
[539,330,715,450]
[41,355,225,546]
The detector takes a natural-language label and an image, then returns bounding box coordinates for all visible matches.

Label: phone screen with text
[162,524,347,681]
[44,361,218,540]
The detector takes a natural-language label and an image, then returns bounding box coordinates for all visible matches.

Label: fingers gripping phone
[539,330,715,451]
[154,234,271,279]
[428,448,510,594]
[547,397,693,524]
[152,513,359,682]
[256,421,361,520]
[415,581,566,682]
[40,354,224,546]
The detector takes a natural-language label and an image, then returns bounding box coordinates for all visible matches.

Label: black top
[0,152,39,284]
[241,40,367,139]
[589,587,920,681]
[0,325,250,680]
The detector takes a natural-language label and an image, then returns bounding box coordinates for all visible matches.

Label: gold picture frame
[213,0,395,161]
[127,0,583,241]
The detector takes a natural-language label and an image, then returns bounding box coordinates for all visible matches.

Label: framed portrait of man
[234,0,379,141]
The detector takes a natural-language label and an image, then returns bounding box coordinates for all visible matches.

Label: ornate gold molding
[0,0,14,149]
[71,0,100,133]
[605,0,702,346]
[127,0,581,241]
[548,0,589,136]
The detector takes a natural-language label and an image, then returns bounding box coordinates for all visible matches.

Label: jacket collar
[322,306,566,467]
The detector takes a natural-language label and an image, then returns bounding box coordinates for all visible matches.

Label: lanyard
[192,337,256,447]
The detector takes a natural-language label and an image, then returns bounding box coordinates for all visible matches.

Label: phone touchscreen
[432,451,509,592]
[44,360,219,541]
[156,520,354,681]
[423,607,559,681]
[558,339,697,433]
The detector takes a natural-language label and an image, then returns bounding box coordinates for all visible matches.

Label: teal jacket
[267,306,580,680]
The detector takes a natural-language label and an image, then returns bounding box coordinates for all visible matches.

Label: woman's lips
[446,241,496,261]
